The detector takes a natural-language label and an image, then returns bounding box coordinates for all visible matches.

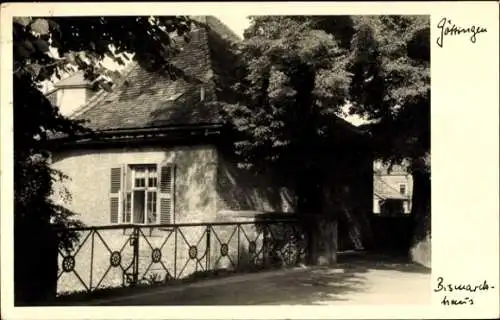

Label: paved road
[80,255,431,306]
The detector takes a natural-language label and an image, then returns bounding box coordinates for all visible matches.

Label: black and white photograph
[1,2,498,319]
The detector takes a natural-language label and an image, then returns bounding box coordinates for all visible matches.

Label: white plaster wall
[51,145,218,226]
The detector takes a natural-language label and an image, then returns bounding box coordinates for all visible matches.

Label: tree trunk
[409,165,431,268]
[295,165,336,266]
[295,167,339,266]
[318,184,338,265]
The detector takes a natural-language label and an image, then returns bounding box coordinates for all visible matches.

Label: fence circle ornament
[110,251,121,267]
[188,246,198,259]
[152,248,162,263]
[220,243,229,256]
[62,256,75,273]
[248,241,256,254]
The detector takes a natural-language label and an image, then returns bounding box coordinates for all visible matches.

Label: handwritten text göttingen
[436,18,487,48]
[434,277,495,306]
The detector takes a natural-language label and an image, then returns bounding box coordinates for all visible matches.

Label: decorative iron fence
[55,219,307,296]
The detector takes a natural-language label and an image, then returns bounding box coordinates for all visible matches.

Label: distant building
[373,161,413,216]
[45,71,97,117]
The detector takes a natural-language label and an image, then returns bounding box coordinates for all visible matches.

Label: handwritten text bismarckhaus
[436,18,487,48]
[434,277,495,306]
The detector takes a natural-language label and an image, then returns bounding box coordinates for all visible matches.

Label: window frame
[126,164,159,225]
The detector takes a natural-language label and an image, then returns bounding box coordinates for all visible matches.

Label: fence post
[206,225,211,270]
[131,227,139,286]
[237,224,241,267]
[89,230,95,291]
[174,227,178,279]
[263,224,269,267]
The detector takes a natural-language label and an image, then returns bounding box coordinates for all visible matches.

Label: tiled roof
[71,16,240,131]
[374,176,408,200]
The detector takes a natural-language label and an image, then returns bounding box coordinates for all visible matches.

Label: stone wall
[410,235,431,268]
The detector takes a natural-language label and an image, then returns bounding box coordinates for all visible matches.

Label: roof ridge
[205,16,242,42]
[201,15,242,102]
[199,18,217,93]
[70,64,137,119]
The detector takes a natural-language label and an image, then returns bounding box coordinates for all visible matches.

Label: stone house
[373,161,413,215]
[47,17,374,292]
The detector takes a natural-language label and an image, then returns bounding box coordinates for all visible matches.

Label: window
[128,165,157,224]
[399,184,406,195]
[110,164,174,225]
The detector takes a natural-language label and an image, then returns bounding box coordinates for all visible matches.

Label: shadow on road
[89,251,430,306]
[337,251,431,274]
[94,267,366,305]
[260,267,367,305]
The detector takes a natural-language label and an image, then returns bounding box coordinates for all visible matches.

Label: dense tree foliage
[13,15,192,304]
[347,15,431,248]
[222,16,358,213]
[348,15,430,170]
[223,15,430,256]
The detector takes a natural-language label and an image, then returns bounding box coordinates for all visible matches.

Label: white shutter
[109,167,122,224]
[158,164,175,224]
[122,165,131,223]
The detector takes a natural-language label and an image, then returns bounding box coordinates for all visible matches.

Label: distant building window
[399,184,406,195]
